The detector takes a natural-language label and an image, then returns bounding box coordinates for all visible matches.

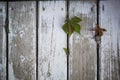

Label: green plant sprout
[62,16,82,55]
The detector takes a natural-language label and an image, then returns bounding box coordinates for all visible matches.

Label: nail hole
[31,8,33,11]
[42,7,45,11]
[61,8,63,11]
[102,5,104,11]
[11,7,14,10]
[0,9,2,12]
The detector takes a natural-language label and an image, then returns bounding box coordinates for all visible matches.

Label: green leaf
[72,23,81,34]
[68,24,74,37]
[71,16,82,23]
[62,16,82,37]
[62,23,68,34]
[63,48,69,55]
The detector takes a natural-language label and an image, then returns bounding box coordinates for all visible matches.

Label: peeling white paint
[20,55,25,63]
[19,30,25,38]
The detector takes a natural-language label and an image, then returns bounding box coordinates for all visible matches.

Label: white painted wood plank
[38,1,67,80]
[0,2,6,80]
[100,0,120,80]
[69,1,97,80]
[8,2,36,80]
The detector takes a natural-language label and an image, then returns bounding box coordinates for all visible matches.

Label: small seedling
[62,16,82,55]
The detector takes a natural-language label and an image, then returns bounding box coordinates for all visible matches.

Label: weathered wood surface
[0,2,6,80]
[0,1,120,80]
[8,2,36,80]
[38,1,67,80]
[69,1,97,80]
[100,0,120,80]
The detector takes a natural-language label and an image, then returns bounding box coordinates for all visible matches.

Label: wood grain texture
[100,0,120,80]
[38,1,67,80]
[0,2,6,80]
[69,1,97,80]
[8,2,36,80]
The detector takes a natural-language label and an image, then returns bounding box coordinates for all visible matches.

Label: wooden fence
[0,0,120,80]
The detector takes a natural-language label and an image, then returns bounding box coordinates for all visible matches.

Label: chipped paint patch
[20,55,25,63]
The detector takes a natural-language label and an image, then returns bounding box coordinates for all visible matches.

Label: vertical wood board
[69,1,97,80]
[100,0,120,80]
[38,1,67,80]
[0,2,6,80]
[8,2,36,80]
